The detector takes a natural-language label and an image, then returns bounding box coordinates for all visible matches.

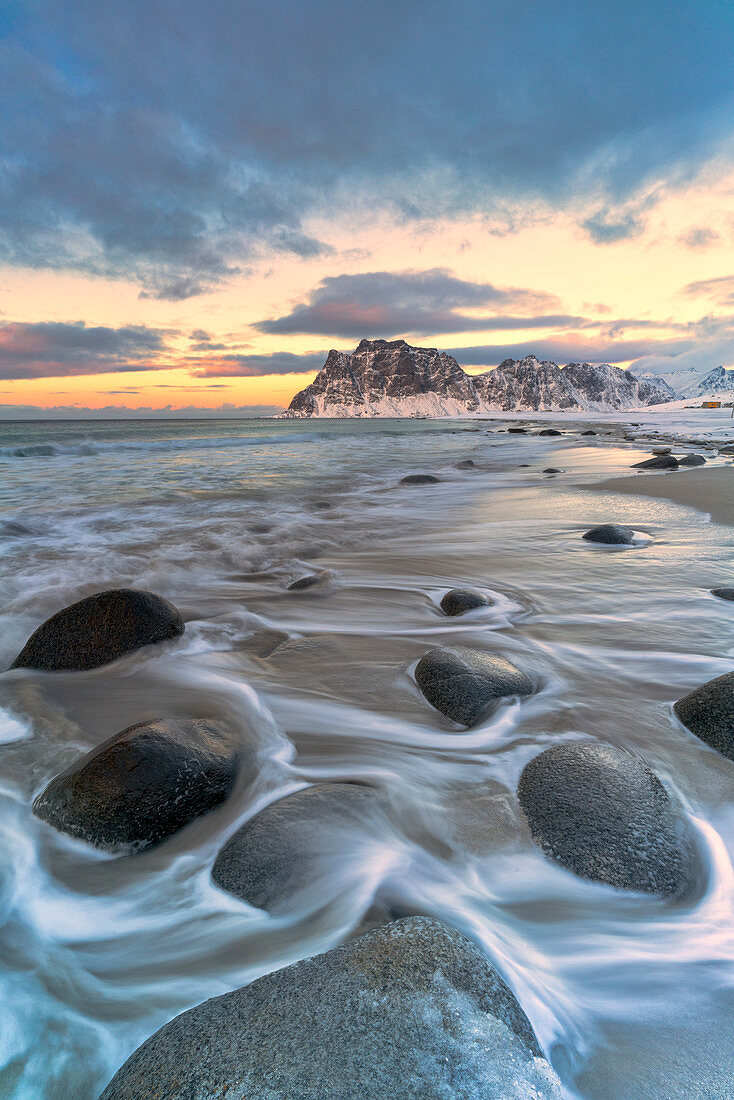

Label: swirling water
[1,415,733,1098]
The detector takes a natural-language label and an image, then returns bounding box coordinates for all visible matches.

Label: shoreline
[590,466,734,527]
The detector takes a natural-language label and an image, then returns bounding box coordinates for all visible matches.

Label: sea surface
[1,416,734,1098]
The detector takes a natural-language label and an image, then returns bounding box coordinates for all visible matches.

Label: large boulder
[212,783,383,910]
[439,589,493,616]
[674,671,734,761]
[678,454,706,467]
[99,917,563,1100]
[415,646,535,727]
[582,524,635,545]
[400,474,441,485]
[537,428,562,436]
[632,455,679,470]
[12,589,184,671]
[711,587,734,602]
[33,718,241,853]
[518,742,697,896]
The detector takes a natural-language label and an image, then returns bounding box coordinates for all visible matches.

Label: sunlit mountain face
[1,1,734,416]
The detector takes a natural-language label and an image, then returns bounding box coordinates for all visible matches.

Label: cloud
[678,227,722,249]
[0,320,169,379]
[450,336,702,368]
[255,268,577,338]
[2,1,733,293]
[192,351,327,377]
[683,274,734,305]
[0,401,285,419]
[582,209,646,244]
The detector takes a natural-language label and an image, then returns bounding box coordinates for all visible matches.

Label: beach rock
[632,455,679,470]
[33,718,241,853]
[518,742,696,896]
[678,454,706,467]
[652,447,672,455]
[415,646,535,727]
[543,467,561,474]
[439,589,494,616]
[455,459,476,469]
[99,916,562,1100]
[507,427,528,434]
[674,671,734,761]
[242,628,289,657]
[537,428,563,436]
[287,574,322,591]
[582,523,635,545]
[711,587,734,602]
[581,429,597,436]
[11,589,184,672]
[212,783,383,910]
[718,445,734,455]
[400,474,441,485]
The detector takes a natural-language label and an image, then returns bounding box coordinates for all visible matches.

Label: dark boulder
[518,742,697,896]
[507,427,528,434]
[12,589,184,672]
[212,782,382,911]
[287,574,322,591]
[400,474,441,485]
[455,459,476,469]
[632,455,679,470]
[99,916,562,1100]
[678,454,706,467]
[582,524,635,545]
[415,646,535,727]
[439,588,494,616]
[543,467,561,474]
[711,588,734,602]
[674,671,734,761]
[581,430,597,436]
[537,428,563,436]
[33,718,241,854]
[718,445,734,455]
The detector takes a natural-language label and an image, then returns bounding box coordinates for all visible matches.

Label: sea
[1,415,734,1098]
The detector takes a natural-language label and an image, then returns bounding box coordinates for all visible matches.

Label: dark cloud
[255,268,578,338]
[0,320,169,379]
[1,1,733,293]
[192,351,327,377]
[582,209,645,244]
[678,227,722,250]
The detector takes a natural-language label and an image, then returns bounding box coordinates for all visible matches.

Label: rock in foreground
[212,783,383,910]
[400,473,441,485]
[711,587,734,602]
[518,742,697,896]
[33,718,241,853]
[582,524,635,545]
[439,589,494,616]
[632,455,679,470]
[12,589,184,671]
[678,454,706,467]
[100,917,563,1100]
[674,670,734,761]
[415,646,535,727]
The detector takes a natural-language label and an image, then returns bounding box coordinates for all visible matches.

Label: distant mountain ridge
[284,339,674,417]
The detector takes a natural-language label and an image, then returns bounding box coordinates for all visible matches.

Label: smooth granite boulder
[12,589,184,671]
[400,474,441,485]
[582,524,635,545]
[678,454,706,467]
[518,742,697,896]
[711,587,734,602]
[33,718,241,853]
[439,589,494,616]
[543,467,561,474]
[632,455,679,470]
[212,783,383,910]
[674,670,734,761]
[537,428,563,436]
[99,917,563,1100]
[415,646,535,727]
[581,429,597,436]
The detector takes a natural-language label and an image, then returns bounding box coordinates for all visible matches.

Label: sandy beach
[593,466,734,527]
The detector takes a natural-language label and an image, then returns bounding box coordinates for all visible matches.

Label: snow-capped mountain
[629,360,734,399]
[283,340,674,417]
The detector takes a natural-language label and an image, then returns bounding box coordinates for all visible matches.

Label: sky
[1,1,734,416]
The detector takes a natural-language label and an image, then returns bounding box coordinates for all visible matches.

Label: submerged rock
[415,646,535,727]
[711,587,734,602]
[507,427,528,434]
[242,628,290,657]
[287,574,322,591]
[582,524,635,545]
[543,467,561,474]
[439,589,493,616]
[678,454,706,467]
[632,455,679,470]
[537,428,563,436]
[33,718,241,853]
[99,916,563,1100]
[400,474,441,485]
[674,670,734,761]
[212,782,382,911]
[518,742,697,896]
[581,429,597,436]
[455,459,476,469]
[11,589,184,672]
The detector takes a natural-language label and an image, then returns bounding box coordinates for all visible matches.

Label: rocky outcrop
[283,341,674,417]
[33,718,242,853]
[674,670,734,761]
[415,646,535,726]
[518,742,697,896]
[212,783,383,911]
[99,917,563,1100]
[11,589,184,671]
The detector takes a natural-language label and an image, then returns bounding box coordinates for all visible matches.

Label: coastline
[591,466,734,527]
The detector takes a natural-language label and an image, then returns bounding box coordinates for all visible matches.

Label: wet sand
[593,466,734,527]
